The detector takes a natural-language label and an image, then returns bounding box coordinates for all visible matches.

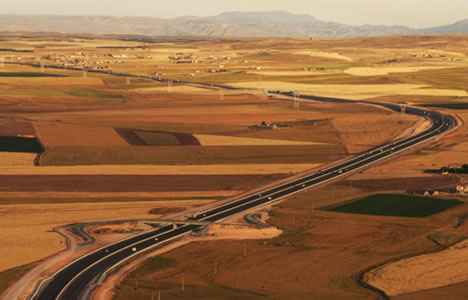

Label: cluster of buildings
[168,54,199,64]
[40,53,128,70]
[407,52,459,61]
[456,185,468,195]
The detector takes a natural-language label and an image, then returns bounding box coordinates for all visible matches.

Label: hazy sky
[1,0,466,28]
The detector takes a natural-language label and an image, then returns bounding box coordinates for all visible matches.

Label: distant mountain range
[0,11,467,38]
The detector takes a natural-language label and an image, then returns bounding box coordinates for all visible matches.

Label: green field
[421,103,468,110]
[65,88,124,99]
[0,137,44,153]
[326,193,463,217]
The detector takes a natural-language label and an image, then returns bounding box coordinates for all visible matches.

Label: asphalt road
[23,63,457,300]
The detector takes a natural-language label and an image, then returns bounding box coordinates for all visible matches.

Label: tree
[462,164,468,173]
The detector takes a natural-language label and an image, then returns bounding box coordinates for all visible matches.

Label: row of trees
[440,164,468,174]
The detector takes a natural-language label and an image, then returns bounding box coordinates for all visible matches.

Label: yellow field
[0,199,213,271]
[249,70,343,76]
[292,50,354,62]
[194,134,326,146]
[35,123,128,146]
[344,66,455,76]
[0,163,321,175]
[366,239,468,296]
[133,86,211,93]
[0,152,36,166]
[230,82,468,99]
[0,77,104,86]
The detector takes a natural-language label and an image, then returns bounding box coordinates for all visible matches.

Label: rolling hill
[0,11,466,37]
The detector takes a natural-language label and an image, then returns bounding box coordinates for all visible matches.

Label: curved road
[18,62,457,300]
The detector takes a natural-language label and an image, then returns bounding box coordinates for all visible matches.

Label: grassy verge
[0,263,37,295]
[325,193,463,217]
[420,103,468,110]
[65,88,124,99]
[427,232,467,248]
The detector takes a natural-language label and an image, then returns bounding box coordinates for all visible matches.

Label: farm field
[39,145,346,166]
[1,33,468,300]
[0,152,37,166]
[0,174,287,193]
[114,183,468,300]
[0,199,212,272]
[35,123,128,147]
[0,136,43,153]
[0,163,321,175]
[325,194,463,218]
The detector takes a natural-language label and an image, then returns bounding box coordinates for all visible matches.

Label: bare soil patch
[0,174,288,192]
[343,176,461,192]
[332,113,420,153]
[0,119,36,136]
[35,123,128,147]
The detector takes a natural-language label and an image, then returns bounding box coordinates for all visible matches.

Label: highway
[22,62,458,300]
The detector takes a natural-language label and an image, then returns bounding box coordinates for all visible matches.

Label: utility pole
[219,89,225,101]
[181,275,185,292]
[312,199,315,213]
[134,273,138,290]
[214,259,218,275]
[158,291,161,300]
[293,91,300,109]
[400,102,407,114]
